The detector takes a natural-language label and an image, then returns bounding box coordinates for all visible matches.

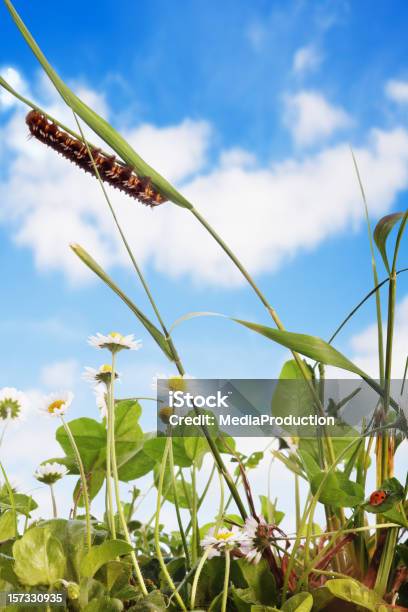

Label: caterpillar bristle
[25,110,167,207]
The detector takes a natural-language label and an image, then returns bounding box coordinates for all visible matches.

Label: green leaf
[231,588,256,612]
[84,596,123,611]
[80,540,133,578]
[311,471,364,508]
[4,0,192,210]
[128,590,167,611]
[315,578,385,611]
[271,360,315,434]
[251,607,279,612]
[13,525,66,585]
[56,417,106,471]
[153,463,193,509]
[117,449,156,482]
[74,469,105,506]
[0,493,37,516]
[233,320,366,377]
[237,558,277,605]
[144,436,192,467]
[71,244,174,361]
[114,400,144,465]
[259,496,284,525]
[374,212,405,273]
[0,511,15,540]
[39,519,93,583]
[282,592,313,612]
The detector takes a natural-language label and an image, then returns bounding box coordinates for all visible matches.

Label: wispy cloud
[385,79,408,104]
[283,90,352,146]
[41,359,79,388]
[292,45,323,74]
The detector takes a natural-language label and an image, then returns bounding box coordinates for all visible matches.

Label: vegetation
[0,1,407,609]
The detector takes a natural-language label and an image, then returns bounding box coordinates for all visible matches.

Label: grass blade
[70,243,174,361]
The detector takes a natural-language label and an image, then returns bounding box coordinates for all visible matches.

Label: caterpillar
[25,110,167,207]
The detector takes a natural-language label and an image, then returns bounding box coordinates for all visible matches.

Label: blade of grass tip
[4,0,192,209]
[351,147,385,383]
[70,243,174,361]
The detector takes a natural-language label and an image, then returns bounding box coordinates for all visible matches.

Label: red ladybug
[369,490,389,506]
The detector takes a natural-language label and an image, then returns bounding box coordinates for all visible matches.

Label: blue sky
[1,0,408,523]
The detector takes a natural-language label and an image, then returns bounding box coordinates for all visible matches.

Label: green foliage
[374,211,407,273]
[311,470,365,508]
[313,578,387,611]
[80,540,133,578]
[13,525,66,586]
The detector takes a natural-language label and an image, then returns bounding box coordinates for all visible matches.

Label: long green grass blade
[234,319,366,376]
[70,243,174,361]
[374,212,404,274]
[4,0,192,210]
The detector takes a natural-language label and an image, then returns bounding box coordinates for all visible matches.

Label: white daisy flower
[201,526,245,559]
[39,391,73,417]
[34,462,67,485]
[83,364,120,385]
[88,332,142,353]
[94,383,108,419]
[152,373,194,393]
[0,387,29,421]
[241,515,280,564]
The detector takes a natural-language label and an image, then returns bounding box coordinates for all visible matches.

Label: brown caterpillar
[25,110,167,207]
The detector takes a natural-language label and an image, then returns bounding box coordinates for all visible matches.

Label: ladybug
[369,490,389,506]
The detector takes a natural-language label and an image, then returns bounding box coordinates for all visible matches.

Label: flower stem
[0,461,17,537]
[108,352,148,597]
[105,379,116,539]
[50,484,57,519]
[60,417,91,550]
[221,549,230,612]
[167,434,190,569]
[154,437,187,611]
[190,547,211,610]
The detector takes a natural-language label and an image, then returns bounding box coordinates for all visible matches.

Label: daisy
[39,391,73,417]
[83,364,120,385]
[0,387,29,421]
[201,526,245,559]
[94,383,108,419]
[34,462,67,485]
[88,332,142,353]
[152,373,194,393]
[241,515,281,564]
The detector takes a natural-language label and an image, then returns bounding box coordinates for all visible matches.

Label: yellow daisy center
[100,364,112,373]
[109,332,123,340]
[215,531,234,541]
[48,399,65,414]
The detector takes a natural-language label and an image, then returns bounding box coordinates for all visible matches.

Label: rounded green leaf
[282,592,313,612]
[80,540,133,578]
[311,471,364,508]
[13,525,66,586]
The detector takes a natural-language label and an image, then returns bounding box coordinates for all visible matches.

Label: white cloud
[1,71,408,288]
[126,119,211,183]
[0,66,27,110]
[292,45,322,74]
[385,79,408,105]
[283,90,352,146]
[41,359,79,388]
